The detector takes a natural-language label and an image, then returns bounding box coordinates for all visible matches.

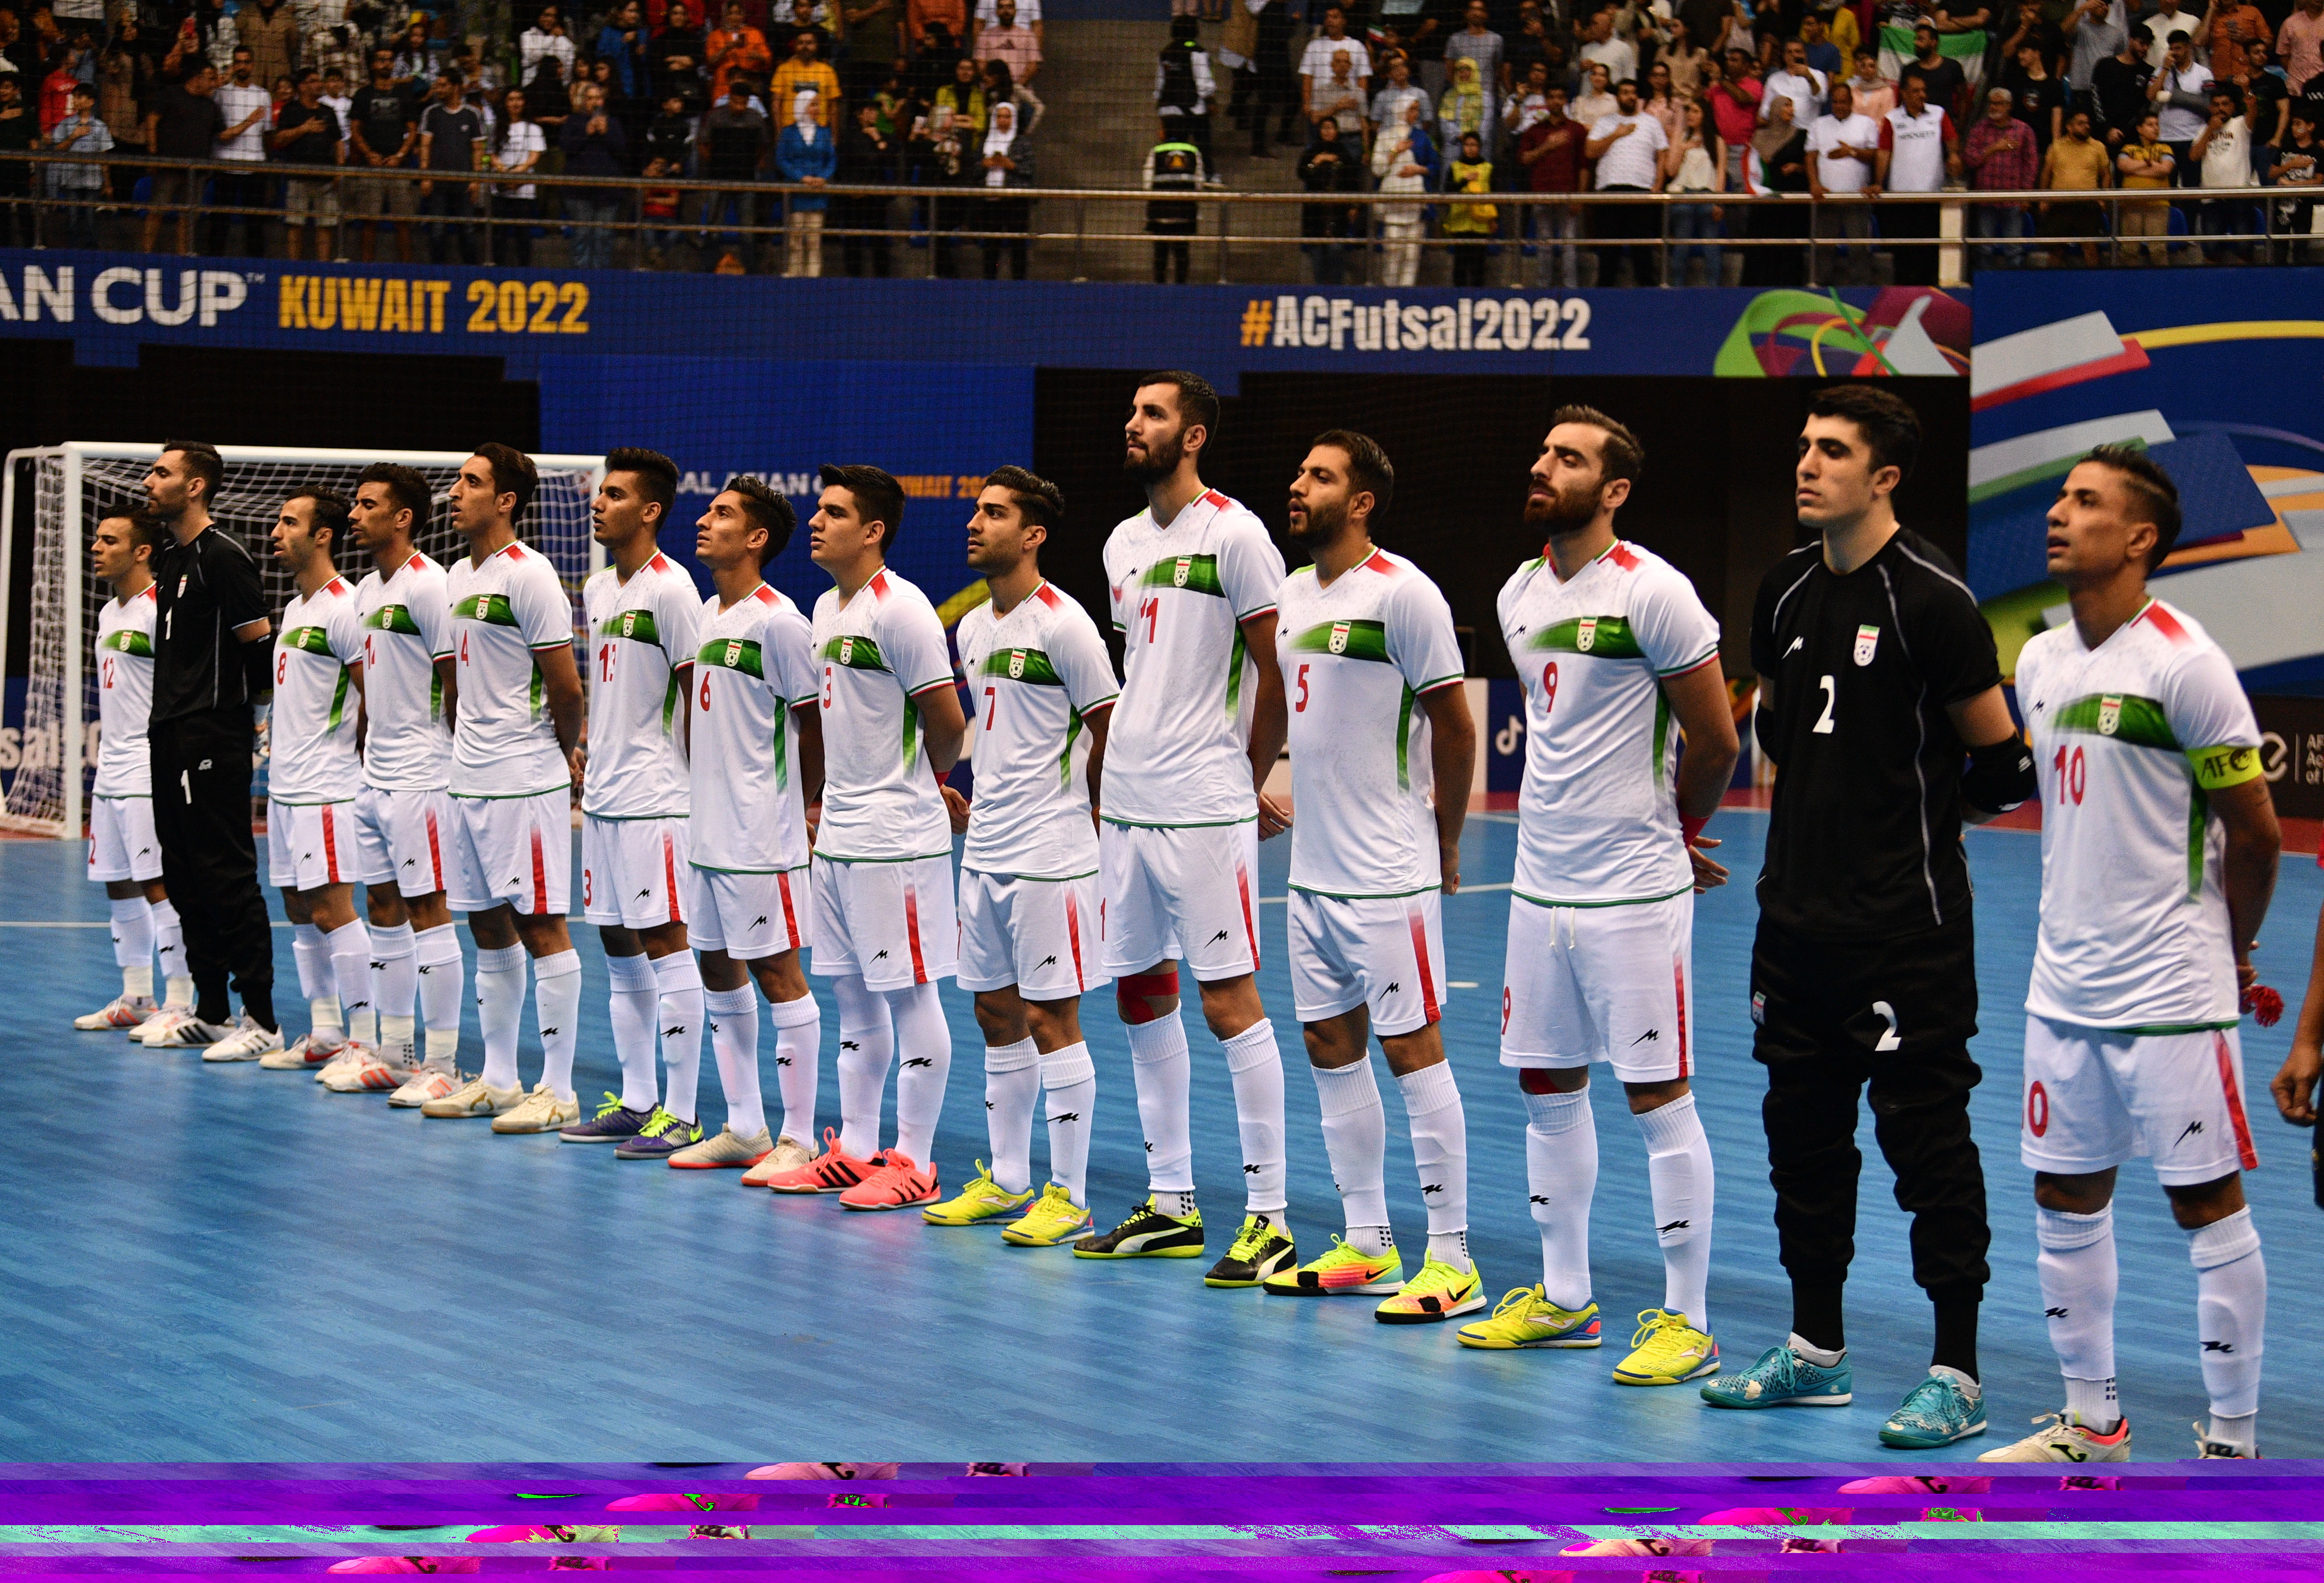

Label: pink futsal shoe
[759,1127,878,1193]
[744,1461,902,1480]
[838,1148,940,1210]
[604,1492,761,1511]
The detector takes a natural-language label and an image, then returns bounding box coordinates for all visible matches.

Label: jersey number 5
[1294,663,1309,713]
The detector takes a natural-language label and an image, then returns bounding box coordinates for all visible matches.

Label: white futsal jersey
[1497,539,1720,906]
[355,551,453,793]
[269,575,366,805]
[581,552,702,820]
[1276,548,1465,897]
[1101,489,1287,827]
[691,581,818,873]
[93,584,158,799]
[810,567,956,863]
[446,540,575,800]
[956,580,1120,879]
[2018,598,2263,1032]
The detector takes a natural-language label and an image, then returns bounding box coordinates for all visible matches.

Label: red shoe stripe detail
[1065,891,1086,992]
[904,884,927,985]
[2216,1031,2258,1171]
[1673,953,1690,1079]
[321,804,341,883]
[1407,907,1440,1025]
[530,826,549,915]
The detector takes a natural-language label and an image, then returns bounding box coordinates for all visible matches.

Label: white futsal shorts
[689,864,810,960]
[445,788,572,917]
[267,799,361,892]
[1288,888,1446,1038]
[581,814,690,931]
[87,795,161,883]
[353,785,460,898]
[2021,1016,2259,1185]
[1098,819,1262,982]
[1500,889,1696,1083]
[811,852,956,991]
[957,867,1107,1002]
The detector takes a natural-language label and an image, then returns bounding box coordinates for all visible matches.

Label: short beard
[1287,497,1346,548]
[1124,425,1186,484]
[1522,481,1598,538]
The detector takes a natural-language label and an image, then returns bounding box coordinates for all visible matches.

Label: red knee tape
[1117,970,1180,1022]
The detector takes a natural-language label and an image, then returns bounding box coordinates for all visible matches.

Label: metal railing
[4,148,2313,285]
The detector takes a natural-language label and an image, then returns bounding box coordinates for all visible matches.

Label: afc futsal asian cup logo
[1854,624,1880,666]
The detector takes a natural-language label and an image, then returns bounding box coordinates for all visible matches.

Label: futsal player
[557,449,709,1149]
[238,489,369,1071]
[1701,385,2036,1448]
[921,467,1117,1245]
[141,441,281,1054]
[74,511,192,1037]
[1076,372,1298,1289]
[1980,447,2278,1462]
[1456,408,1739,1382]
[419,446,590,1131]
[759,465,965,1210]
[1261,432,1485,1323]
[661,477,826,1173]
[344,463,468,1102]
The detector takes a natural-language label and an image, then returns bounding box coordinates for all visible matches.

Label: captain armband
[1962,735,2038,814]
[2190,743,2264,791]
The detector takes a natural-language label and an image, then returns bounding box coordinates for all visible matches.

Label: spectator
[2090,26,2150,147]
[2190,85,2260,257]
[1662,92,1725,282]
[770,22,838,123]
[979,0,1039,84]
[972,94,1030,277]
[1586,73,1667,283]
[560,79,626,267]
[139,58,218,252]
[2220,38,2286,147]
[1502,55,1552,136]
[1797,10,1843,75]
[0,75,34,249]
[708,0,771,106]
[778,0,837,64]
[320,65,352,149]
[984,58,1040,135]
[418,68,483,263]
[1577,6,1636,87]
[1899,22,1965,116]
[2113,107,2173,262]
[2282,0,2323,95]
[1156,14,1217,165]
[1641,57,1684,142]
[1870,69,1958,283]
[907,0,966,53]
[481,85,541,265]
[2037,104,2109,262]
[1808,77,1878,279]
[1439,126,1497,282]
[1933,0,1993,101]
[1242,0,1300,156]
[843,0,903,105]
[1962,84,2036,265]
[772,85,832,272]
[1710,44,1762,178]
[1442,0,1502,145]
[973,0,1042,47]
[639,151,682,261]
[645,87,693,167]
[1372,48,1433,134]
[210,44,270,255]
[935,52,985,134]
[2149,29,2211,181]
[835,97,895,274]
[1573,58,1617,123]
[521,5,576,84]
[2001,37,2063,151]
[1371,96,1435,283]
[1506,3,1556,91]
[2269,102,2319,259]
[698,77,769,263]
[2199,0,2269,79]
[2139,0,2199,67]
[652,0,707,118]
[1299,6,1368,126]
[1680,0,1744,58]
[97,13,156,183]
[1438,51,1487,145]
[270,66,341,259]
[40,79,108,245]
[1993,0,2062,76]
[1843,45,1896,119]
[1516,80,1583,283]
[232,0,297,94]
[1748,91,1813,282]
[1293,113,1357,282]
[41,39,86,134]
[525,52,572,154]
[597,1,651,106]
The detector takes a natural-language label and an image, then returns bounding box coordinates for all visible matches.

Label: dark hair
[160,439,224,503]
[819,463,905,555]
[605,447,678,522]
[2167,26,2192,42]
[1804,384,1920,481]
[2082,444,2182,567]
[1549,403,1645,487]
[357,461,433,528]
[984,464,1065,533]
[288,486,352,547]
[724,475,798,565]
[1136,369,1221,445]
[1310,429,1395,521]
[293,66,317,84]
[473,442,538,524]
[101,508,168,559]
[439,66,464,84]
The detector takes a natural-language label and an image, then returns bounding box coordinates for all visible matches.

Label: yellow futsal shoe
[922,1161,1036,1226]
[1454,1284,1603,1349]
[1262,1236,1404,1296]
[1613,1307,1720,1385]
[1373,1254,1486,1324]
[1002,1183,1095,1246]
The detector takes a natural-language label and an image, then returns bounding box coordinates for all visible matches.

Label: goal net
[0,444,606,840]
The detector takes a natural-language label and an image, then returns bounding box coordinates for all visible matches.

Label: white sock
[1397,1060,1469,1270]
[705,985,765,1138]
[293,922,340,1036]
[2189,1207,2265,1422]
[984,1035,1041,1194]
[1523,1085,1596,1311]
[1126,1010,1194,1194]
[533,949,582,1099]
[151,899,189,1005]
[325,920,375,1049]
[1636,1092,1714,1330]
[1222,1018,1288,1215]
[2036,1204,2119,1426]
[474,943,528,1091]
[415,924,465,1065]
[1039,1040,1097,1204]
[605,952,659,1112]
[653,951,704,1123]
[1311,1058,1390,1232]
[110,896,154,1000]
[833,974,894,1158]
[768,988,821,1146]
[1789,1333,1847,1367]
[887,980,952,1163]
[370,922,417,1058]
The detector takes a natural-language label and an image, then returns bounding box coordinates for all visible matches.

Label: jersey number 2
[1812,674,1836,735]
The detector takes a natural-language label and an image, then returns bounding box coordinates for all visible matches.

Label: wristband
[1680,812,1709,847]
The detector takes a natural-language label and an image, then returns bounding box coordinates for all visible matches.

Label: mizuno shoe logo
[1243,1162,1260,1173]
[370,960,386,971]
[841,1040,860,1051]
[2045,1307,2069,1318]
[1208,930,1231,944]
[1053,1112,1080,1124]
[664,1025,687,1037]
[903,1056,934,1068]
[2203,1340,2235,1353]
[2176,1120,2204,1146]
[1658,1218,1690,1233]
[775,1055,790,1065]
[1529,1194,1549,1204]
[1421,1182,1443,1194]
[1632,1028,1660,1043]
[541,1027,559,1037]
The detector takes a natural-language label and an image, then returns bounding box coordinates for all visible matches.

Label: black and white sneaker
[1204,1212,1296,1288]
[1071,1195,1205,1259]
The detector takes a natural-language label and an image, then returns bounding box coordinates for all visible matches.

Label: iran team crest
[838,635,854,665]
[1008,649,1026,679]
[2098,694,2123,736]
[1577,616,1598,652]
[621,612,639,637]
[1853,624,1880,666]
[724,639,744,668]
[1328,621,1351,654]
[1172,555,1193,588]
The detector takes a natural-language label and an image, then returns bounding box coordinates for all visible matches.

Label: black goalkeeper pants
[149,709,275,1028]
[1751,914,1991,1305]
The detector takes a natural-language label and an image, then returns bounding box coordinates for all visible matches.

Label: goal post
[0,443,607,841]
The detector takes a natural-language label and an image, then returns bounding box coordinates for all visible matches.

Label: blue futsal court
[2,810,2317,1465]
